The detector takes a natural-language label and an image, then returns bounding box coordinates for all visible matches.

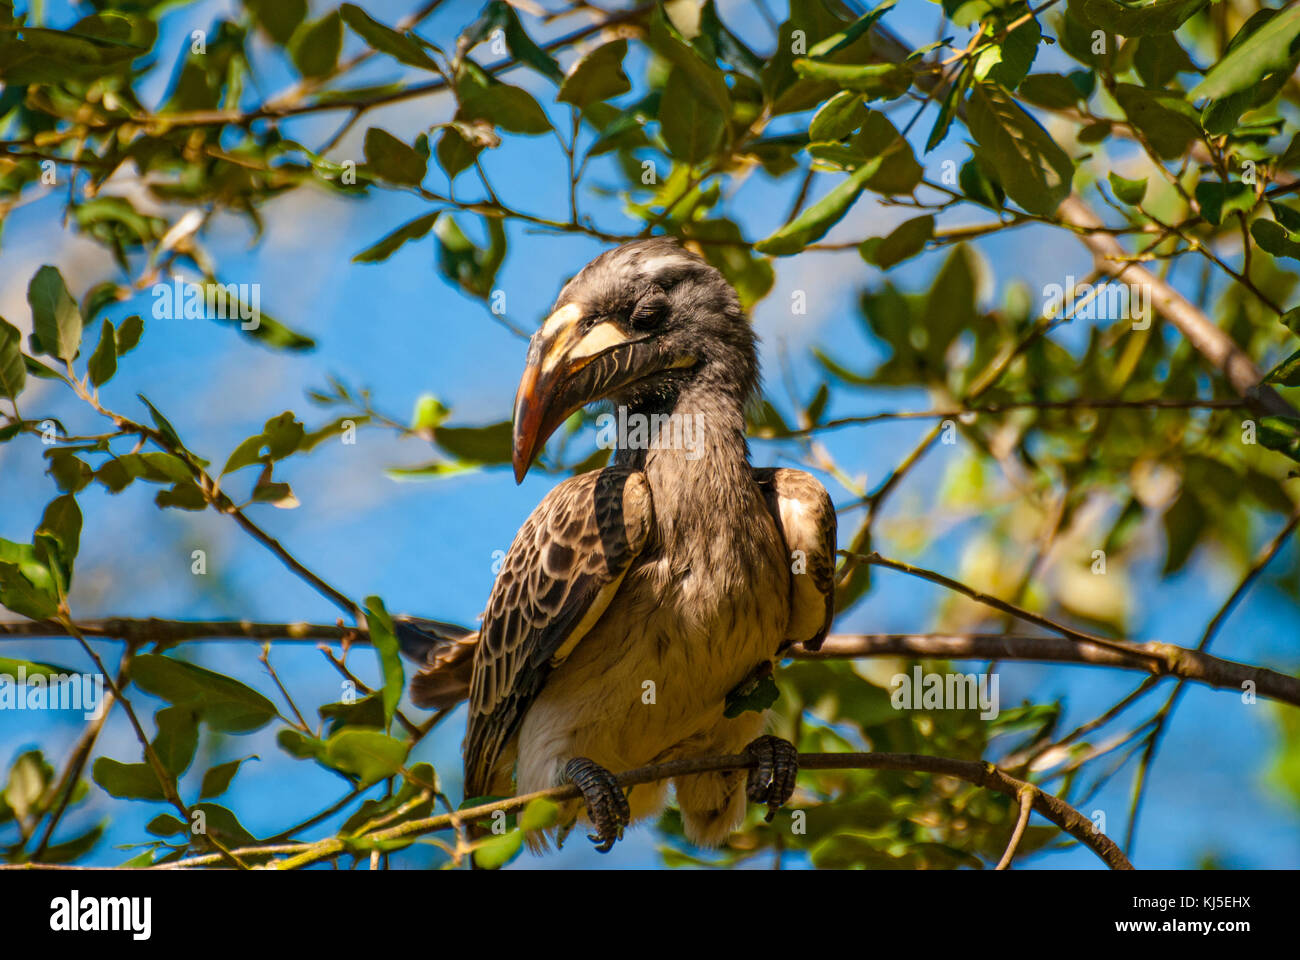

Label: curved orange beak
[511,303,641,484]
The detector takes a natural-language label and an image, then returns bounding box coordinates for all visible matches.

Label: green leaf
[433,419,513,463]
[851,110,922,195]
[724,670,779,718]
[155,480,207,511]
[132,654,278,733]
[152,704,199,777]
[435,215,506,300]
[115,314,143,354]
[363,127,427,186]
[792,60,911,100]
[1260,415,1300,464]
[87,318,117,387]
[435,122,487,180]
[1269,201,1300,233]
[645,4,730,113]
[1108,171,1148,206]
[0,656,78,682]
[1077,0,1208,36]
[319,692,386,733]
[146,813,187,836]
[0,561,59,620]
[925,61,973,152]
[456,61,551,135]
[558,39,631,107]
[807,0,898,58]
[91,757,166,801]
[321,728,410,785]
[961,154,1005,210]
[3,750,50,821]
[473,827,523,869]
[411,394,450,435]
[1018,73,1082,109]
[247,0,305,46]
[340,4,439,70]
[199,756,257,799]
[221,411,304,474]
[36,493,81,588]
[684,218,775,310]
[1194,180,1254,225]
[1252,216,1300,261]
[1113,83,1201,159]
[365,596,404,730]
[660,67,725,164]
[47,451,92,494]
[138,451,194,483]
[1189,5,1300,102]
[1162,487,1206,574]
[967,82,1073,215]
[1135,32,1196,88]
[137,393,181,446]
[497,3,563,83]
[291,10,342,79]
[520,797,559,832]
[42,822,105,863]
[277,729,324,760]
[809,90,867,141]
[754,154,885,255]
[353,211,440,263]
[1264,348,1300,388]
[972,14,1040,89]
[860,215,934,269]
[191,803,257,846]
[27,265,83,362]
[0,318,25,401]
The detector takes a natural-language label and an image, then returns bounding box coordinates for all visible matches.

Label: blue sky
[1,0,1297,869]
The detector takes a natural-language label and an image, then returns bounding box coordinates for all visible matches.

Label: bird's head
[511,237,757,483]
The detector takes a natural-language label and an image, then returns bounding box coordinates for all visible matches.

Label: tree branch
[6,619,1298,706]
[1056,194,1298,418]
[0,751,1129,871]
[808,633,1300,706]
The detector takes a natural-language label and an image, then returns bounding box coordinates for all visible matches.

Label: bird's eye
[629,289,668,329]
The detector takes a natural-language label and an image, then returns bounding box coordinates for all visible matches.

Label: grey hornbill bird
[405,237,837,852]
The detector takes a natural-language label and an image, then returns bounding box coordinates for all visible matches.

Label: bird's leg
[744,735,799,822]
[561,757,630,853]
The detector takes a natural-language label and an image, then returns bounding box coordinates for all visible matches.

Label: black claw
[745,735,798,822]
[562,757,630,853]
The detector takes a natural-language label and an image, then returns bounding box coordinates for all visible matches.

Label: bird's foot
[745,735,798,822]
[562,757,630,853]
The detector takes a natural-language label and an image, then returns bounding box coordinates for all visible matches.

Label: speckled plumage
[414,239,837,848]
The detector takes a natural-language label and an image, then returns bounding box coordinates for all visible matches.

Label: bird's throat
[612,377,756,538]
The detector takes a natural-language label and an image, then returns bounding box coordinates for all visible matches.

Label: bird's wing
[753,467,837,651]
[465,466,653,797]
[398,618,479,711]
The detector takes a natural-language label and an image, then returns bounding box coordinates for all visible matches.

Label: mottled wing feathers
[399,618,479,711]
[753,467,837,651]
[464,466,653,796]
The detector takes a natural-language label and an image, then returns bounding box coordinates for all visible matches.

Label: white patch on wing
[548,568,629,666]
[775,491,830,645]
[778,496,810,529]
